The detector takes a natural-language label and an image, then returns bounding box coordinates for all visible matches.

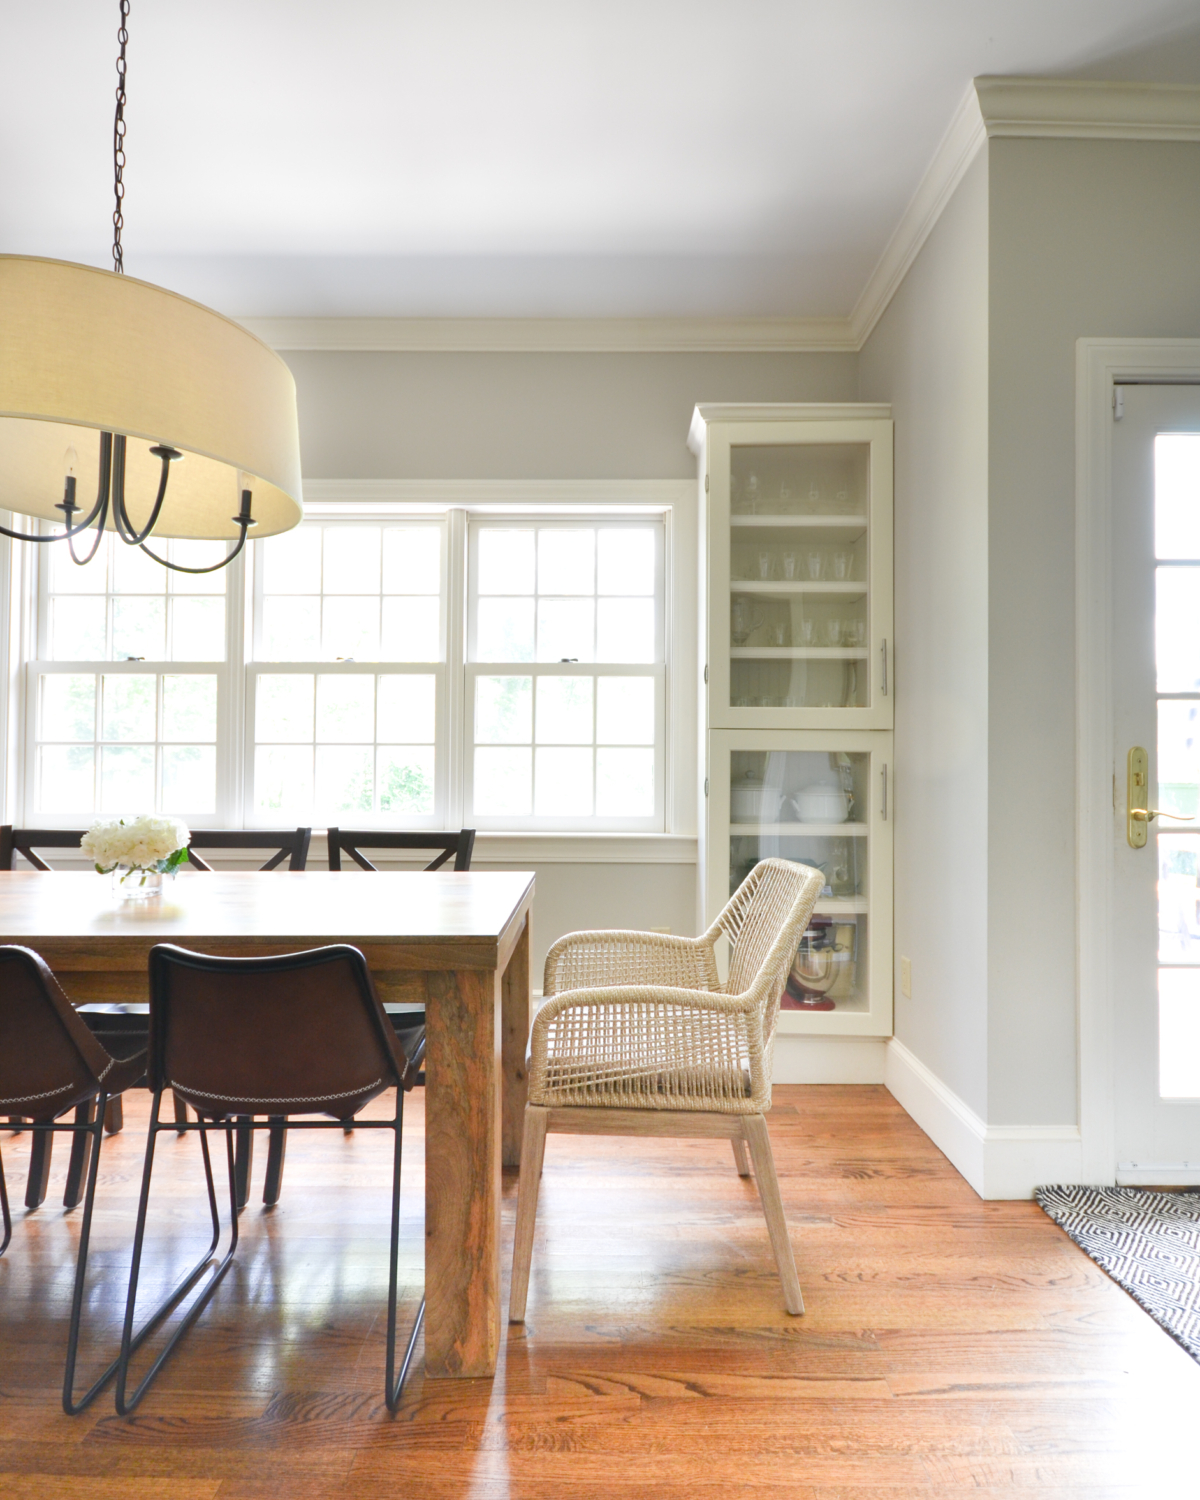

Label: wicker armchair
[510,857,824,1322]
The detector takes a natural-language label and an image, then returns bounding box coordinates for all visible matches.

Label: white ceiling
[6,0,1200,319]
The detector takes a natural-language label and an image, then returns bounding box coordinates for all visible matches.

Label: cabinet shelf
[813,898,869,915]
[730,514,867,532]
[730,647,868,660]
[731,822,868,837]
[730,580,866,596]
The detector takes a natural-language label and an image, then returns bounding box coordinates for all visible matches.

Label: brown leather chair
[0,945,146,1414]
[115,942,425,1416]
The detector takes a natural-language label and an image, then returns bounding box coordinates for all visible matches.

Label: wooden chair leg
[263,1118,287,1206]
[508,1106,549,1324]
[234,1117,254,1210]
[63,1101,96,1210]
[25,1127,53,1210]
[731,1135,751,1177]
[743,1113,803,1315]
[172,1091,189,1135]
[104,1096,123,1135]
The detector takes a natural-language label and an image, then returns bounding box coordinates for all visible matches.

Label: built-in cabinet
[689,405,894,1039]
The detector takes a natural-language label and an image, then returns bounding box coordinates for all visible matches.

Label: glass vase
[111,866,163,901]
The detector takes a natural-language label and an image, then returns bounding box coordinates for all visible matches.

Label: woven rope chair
[510,857,824,1322]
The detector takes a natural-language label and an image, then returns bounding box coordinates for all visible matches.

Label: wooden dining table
[0,868,535,1381]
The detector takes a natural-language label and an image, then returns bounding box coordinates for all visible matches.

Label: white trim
[849,86,987,348]
[885,1039,1083,1200]
[976,77,1200,141]
[772,1036,886,1085]
[301,478,691,512]
[238,315,856,355]
[1075,338,1200,1187]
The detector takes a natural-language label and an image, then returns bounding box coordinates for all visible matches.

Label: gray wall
[986,138,1200,1123]
[858,154,991,1118]
[286,350,858,479]
[282,347,858,982]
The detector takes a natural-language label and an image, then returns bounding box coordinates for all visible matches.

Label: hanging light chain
[112,0,129,274]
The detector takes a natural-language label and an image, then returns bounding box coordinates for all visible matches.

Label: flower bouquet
[80,815,191,900]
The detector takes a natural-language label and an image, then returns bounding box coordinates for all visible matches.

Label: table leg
[424,966,501,1379]
[502,912,531,1169]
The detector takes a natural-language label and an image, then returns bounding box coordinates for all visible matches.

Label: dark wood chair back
[0,827,89,871]
[326,828,475,873]
[185,828,312,872]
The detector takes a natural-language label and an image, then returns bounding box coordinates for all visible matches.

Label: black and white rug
[1036,1184,1200,1361]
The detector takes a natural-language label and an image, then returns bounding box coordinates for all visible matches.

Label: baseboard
[884,1038,1083,1199]
[772,1035,887,1084]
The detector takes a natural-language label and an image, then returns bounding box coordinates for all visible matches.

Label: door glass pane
[1159,968,1200,1097]
[1156,567,1200,692]
[1159,835,1200,963]
[1155,434,1200,559]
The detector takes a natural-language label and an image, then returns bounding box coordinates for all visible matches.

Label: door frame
[1076,338,1200,1183]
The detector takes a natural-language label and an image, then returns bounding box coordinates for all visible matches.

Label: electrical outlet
[900,956,912,998]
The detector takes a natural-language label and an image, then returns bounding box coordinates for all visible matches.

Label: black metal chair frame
[0,825,90,872]
[327,827,475,873]
[0,1091,164,1414]
[185,827,313,872]
[115,946,425,1418]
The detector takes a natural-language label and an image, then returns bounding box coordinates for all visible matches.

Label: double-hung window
[21,506,668,834]
[467,520,664,829]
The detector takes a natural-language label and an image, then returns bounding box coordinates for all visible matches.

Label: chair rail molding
[1076,338,1200,1187]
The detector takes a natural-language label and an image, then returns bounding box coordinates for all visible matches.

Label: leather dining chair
[169,827,313,1204]
[0,826,128,1139]
[0,945,146,1413]
[115,942,424,1416]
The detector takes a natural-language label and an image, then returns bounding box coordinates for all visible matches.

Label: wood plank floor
[1,1084,1198,1498]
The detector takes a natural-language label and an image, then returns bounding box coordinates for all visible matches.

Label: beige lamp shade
[0,256,302,540]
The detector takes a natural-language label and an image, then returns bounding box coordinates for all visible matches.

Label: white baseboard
[772,1035,887,1084]
[884,1038,1083,1199]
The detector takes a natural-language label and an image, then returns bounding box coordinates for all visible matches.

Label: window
[467,522,663,829]
[22,506,668,834]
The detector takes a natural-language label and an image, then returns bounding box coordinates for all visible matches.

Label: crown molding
[849,85,986,348]
[976,76,1200,140]
[301,477,692,510]
[238,314,857,355]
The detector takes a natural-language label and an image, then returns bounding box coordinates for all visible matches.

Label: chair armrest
[543,930,719,997]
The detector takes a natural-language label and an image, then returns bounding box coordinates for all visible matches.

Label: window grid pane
[33,670,219,817]
[257,523,443,664]
[469,520,663,828]
[251,671,437,822]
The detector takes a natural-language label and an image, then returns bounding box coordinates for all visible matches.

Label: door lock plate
[1127,746,1149,848]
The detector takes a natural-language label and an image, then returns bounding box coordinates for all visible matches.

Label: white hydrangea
[80,814,191,873]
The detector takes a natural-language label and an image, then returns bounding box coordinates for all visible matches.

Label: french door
[1111,384,1200,1181]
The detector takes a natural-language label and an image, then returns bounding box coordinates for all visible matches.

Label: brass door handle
[1130,808,1191,823]
[1128,746,1194,847]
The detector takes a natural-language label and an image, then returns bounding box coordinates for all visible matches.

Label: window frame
[12,488,690,841]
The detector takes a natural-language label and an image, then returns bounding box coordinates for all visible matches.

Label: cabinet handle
[881,764,888,821]
[881,639,888,696]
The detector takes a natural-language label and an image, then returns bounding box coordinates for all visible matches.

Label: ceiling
[6,0,1200,320]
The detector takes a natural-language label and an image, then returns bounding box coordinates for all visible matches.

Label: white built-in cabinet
[689,405,894,1039]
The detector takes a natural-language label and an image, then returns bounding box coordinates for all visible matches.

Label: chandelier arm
[138,525,251,575]
[67,494,111,566]
[0,430,115,546]
[138,487,257,574]
[110,438,179,547]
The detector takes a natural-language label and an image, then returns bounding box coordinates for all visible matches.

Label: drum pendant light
[0,2,302,573]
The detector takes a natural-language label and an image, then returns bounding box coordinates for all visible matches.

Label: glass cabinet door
[706,419,892,729]
[706,729,893,1037]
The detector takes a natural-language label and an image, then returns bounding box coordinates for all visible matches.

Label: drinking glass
[745,473,760,514]
[832,551,851,581]
[772,621,786,646]
[826,618,843,647]
[799,619,816,647]
[782,551,797,580]
[758,551,772,580]
[806,551,823,580]
[807,483,821,510]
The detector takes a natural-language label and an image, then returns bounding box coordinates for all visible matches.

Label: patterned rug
[1036,1184,1200,1361]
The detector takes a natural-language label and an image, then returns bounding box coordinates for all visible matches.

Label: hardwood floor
[1,1084,1198,1498]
